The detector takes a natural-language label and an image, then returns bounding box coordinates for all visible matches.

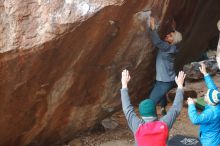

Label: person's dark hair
[161,16,176,38]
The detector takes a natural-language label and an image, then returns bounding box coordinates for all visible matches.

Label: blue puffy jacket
[188,74,220,146]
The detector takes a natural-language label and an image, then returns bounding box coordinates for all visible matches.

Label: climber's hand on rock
[121,69,130,89]
[150,17,155,30]
[199,63,208,75]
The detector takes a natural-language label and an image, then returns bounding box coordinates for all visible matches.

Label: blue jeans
[149,80,175,108]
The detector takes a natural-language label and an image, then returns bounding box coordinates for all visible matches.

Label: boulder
[167,88,197,101]
[101,117,119,131]
[183,58,219,81]
[0,0,220,145]
[68,138,83,146]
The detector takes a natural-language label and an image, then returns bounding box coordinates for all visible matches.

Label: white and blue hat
[207,89,220,105]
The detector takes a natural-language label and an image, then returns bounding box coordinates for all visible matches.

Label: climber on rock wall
[120,69,185,146]
[146,14,183,115]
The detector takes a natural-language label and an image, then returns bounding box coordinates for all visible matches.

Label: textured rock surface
[183,58,219,81]
[167,88,197,101]
[0,0,220,146]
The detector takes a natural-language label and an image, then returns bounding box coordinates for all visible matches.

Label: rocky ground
[63,74,220,146]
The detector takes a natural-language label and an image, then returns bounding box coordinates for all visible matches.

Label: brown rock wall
[0,0,219,145]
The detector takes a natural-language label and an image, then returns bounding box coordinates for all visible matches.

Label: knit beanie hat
[172,31,182,45]
[206,89,220,105]
[139,99,157,117]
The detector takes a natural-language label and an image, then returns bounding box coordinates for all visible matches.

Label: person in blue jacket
[187,63,220,146]
[147,16,183,115]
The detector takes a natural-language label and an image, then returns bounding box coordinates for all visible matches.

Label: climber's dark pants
[149,80,176,108]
